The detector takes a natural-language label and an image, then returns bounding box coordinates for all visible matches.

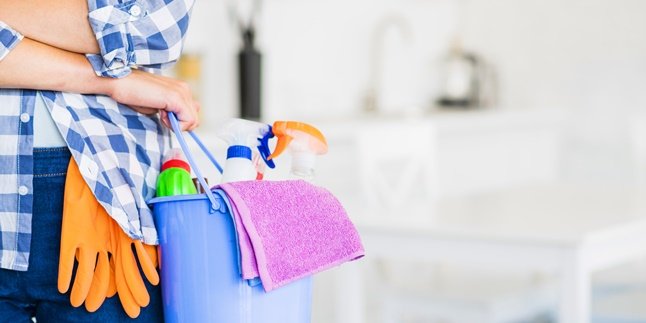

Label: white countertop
[346,183,646,247]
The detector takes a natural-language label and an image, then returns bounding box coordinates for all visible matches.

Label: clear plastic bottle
[216,119,273,183]
[268,121,328,183]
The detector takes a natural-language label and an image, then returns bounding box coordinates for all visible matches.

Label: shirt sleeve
[0,20,23,62]
[86,0,195,78]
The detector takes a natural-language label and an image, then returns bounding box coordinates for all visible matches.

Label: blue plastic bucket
[148,113,313,323]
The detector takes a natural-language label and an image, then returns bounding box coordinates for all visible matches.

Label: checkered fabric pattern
[0,0,193,271]
[0,22,31,271]
[87,0,195,78]
[40,91,169,245]
[0,21,22,60]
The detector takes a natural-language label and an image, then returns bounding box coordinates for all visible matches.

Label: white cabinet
[314,109,566,215]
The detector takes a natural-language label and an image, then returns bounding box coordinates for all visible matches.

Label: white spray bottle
[267,121,328,182]
[216,118,273,183]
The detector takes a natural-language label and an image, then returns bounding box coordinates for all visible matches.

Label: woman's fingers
[159,111,170,129]
[109,70,201,131]
[159,82,200,131]
[164,79,199,131]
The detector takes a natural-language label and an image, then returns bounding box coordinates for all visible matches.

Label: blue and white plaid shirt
[0,0,194,271]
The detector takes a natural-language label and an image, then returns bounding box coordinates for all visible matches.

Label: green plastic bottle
[156,148,198,197]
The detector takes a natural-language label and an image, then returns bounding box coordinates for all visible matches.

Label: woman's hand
[0,36,199,131]
[106,70,200,131]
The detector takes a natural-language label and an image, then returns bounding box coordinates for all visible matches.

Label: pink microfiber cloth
[217,180,364,292]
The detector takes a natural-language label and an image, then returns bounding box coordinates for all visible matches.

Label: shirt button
[20,113,30,123]
[129,5,142,17]
[18,186,28,196]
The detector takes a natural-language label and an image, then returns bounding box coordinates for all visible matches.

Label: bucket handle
[168,112,223,213]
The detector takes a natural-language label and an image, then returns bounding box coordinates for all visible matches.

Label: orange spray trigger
[268,135,293,160]
[269,121,328,161]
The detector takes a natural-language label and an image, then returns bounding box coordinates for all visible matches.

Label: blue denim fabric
[0,147,163,322]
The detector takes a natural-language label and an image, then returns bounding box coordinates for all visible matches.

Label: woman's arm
[0,0,99,54]
[0,37,106,94]
[1,0,196,78]
[0,37,199,131]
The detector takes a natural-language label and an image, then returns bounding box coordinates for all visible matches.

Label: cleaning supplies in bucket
[150,113,314,323]
[150,113,363,323]
[217,180,365,291]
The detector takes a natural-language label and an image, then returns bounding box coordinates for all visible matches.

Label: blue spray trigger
[257,126,276,169]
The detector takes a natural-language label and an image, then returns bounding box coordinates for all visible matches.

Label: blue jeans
[0,147,163,322]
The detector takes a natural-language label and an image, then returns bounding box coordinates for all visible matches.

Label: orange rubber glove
[109,214,160,318]
[58,159,112,311]
[59,159,160,317]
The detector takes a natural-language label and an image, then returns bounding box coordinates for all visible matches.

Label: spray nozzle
[268,121,327,181]
[257,126,276,169]
[215,118,273,161]
[267,121,328,160]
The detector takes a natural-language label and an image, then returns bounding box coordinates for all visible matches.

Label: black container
[238,28,262,120]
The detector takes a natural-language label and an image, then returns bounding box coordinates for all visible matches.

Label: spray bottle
[268,121,328,182]
[216,118,274,183]
[156,148,198,197]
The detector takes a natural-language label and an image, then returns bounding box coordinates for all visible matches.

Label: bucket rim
[147,189,225,205]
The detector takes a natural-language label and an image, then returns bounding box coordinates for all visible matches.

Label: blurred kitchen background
[174,0,646,322]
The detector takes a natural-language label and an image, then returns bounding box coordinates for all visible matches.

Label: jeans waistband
[33,147,71,177]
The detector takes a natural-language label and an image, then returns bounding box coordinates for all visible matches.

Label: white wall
[184,0,646,122]
[181,0,238,122]
[458,0,646,182]
[259,0,458,120]
[185,0,459,123]
[462,0,646,112]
